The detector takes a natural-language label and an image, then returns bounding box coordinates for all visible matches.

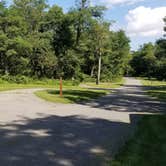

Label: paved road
[0,78,165,166]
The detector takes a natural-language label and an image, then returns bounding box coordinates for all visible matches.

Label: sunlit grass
[82,78,125,89]
[35,88,108,104]
[111,115,166,166]
[35,79,124,104]
[141,78,166,101]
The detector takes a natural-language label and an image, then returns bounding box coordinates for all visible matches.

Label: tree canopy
[0,0,131,83]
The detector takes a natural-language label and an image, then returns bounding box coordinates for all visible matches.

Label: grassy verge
[0,83,55,91]
[0,79,78,92]
[140,78,166,101]
[0,78,124,103]
[0,78,124,92]
[35,79,124,104]
[111,115,166,166]
[35,88,108,104]
[81,78,125,89]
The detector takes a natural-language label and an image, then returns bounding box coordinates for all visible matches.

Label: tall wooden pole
[60,77,63,97]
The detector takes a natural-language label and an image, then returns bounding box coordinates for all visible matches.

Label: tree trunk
[90,65,95,77]
[96,53,101,85]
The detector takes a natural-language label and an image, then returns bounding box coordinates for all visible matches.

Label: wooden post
[60,77,63,97]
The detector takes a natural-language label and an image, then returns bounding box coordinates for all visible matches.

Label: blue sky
[6,0,166,50]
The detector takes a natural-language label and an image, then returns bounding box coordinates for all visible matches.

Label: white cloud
[126,6,166,37]
[98,0,143,7]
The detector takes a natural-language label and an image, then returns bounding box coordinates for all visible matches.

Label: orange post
[60,77,63,97]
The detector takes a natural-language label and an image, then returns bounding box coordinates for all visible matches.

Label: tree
[13,0,48,33]
[130,43,156,77]
[164,16,166,35]
[154,39,166,80]
[0,0,131,82]
[109,30,130,78]
[87,21,110,84]
[74,0,90,45]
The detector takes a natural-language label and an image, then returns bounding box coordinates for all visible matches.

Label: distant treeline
[130,39,166,80]
[130,17,166,80]
[0,0,130,84]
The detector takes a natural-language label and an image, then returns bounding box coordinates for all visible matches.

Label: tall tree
[164,16,166,35]
[88,21,110,84]
[13,0,48,33]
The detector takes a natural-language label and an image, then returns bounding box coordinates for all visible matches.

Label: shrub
[81,74,96,82]
[1,75,32,84]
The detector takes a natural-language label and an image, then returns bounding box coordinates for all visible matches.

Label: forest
[0,0,165,84]
[130,38,166,80]
[0,0,130,84]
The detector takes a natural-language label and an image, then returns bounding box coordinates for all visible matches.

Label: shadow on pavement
[0,114,141,166]
[83,84,166,113]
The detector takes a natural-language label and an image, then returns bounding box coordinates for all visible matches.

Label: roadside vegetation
[111,115,166,166]
[0,75,79,91]
[0,0,166,165]
[141,78,166,101]
[35,89,108,104]
[34,78,124,104]
[0,0,130,85]
[82,78,125,89]
[110,77,166,166]
[0,75,123,103]
[113,17,166,166]
[129,37,166,81]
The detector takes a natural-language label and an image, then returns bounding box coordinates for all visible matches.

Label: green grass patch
[0,83,54,91]
[82,78,125,89]
[0,79,79,92]
[35,88,108,104]
[111,115,166,166]
[0,75,81,92]
[0,77,124,92]
[140,78,166,101]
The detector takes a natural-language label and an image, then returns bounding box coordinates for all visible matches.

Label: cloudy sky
[48,0,166,50]
[6,0,166,50]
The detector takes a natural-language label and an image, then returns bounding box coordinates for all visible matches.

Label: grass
[0,83,54,91]
[35,79,124,104]
[82,78,125,89]
[35,88,108,104]
[111,115,166,166]
[0,83,79,92]
[0,78,124,103]
[0,79,79,92]
[140,78,166,101]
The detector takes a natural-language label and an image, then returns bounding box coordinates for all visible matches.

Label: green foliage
[0,0,130,83]
[130,18,166,80]
[164,16,166,35]
[141,78,166,101]
[0,75,80,87]
[111,115,166,166]
[130,40,166,80]
[0,75,32,84]
[81,74,96,82]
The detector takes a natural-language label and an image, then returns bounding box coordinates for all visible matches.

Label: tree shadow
[0,114,140,166]
[47,90,106,103]
[83,84,166,113]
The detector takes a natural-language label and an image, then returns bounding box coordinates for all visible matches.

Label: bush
[1,75,32,84]
[0,75,80,86]
[81,74,96,82]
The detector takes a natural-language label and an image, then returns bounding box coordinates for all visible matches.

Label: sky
[5,0,166,50]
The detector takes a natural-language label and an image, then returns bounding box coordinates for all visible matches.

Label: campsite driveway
[0,78,165,166]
